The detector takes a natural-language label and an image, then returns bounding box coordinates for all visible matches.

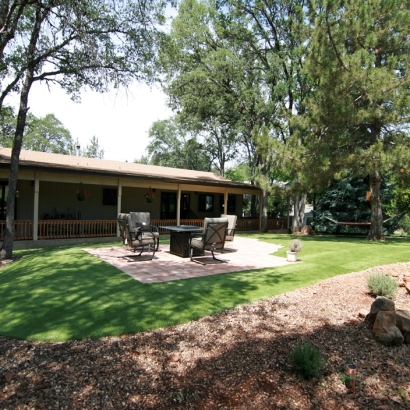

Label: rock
[358,309,368,318]
[4,372,14,382]
[301,226,315,236]
[169,354,180,362]
[395,310,410,344]
[405,283,410,295]
[365,296,395,326]
[372,311,403,347]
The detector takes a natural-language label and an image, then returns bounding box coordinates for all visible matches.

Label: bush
[367,273,398,299]
[289,239,303,252]
[290,340,325,380]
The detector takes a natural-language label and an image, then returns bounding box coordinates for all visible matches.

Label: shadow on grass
[1,234,409,341]
[0,245,293,341]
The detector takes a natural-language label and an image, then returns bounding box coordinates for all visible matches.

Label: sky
[10,81,173,163]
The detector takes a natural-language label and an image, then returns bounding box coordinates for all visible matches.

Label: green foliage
[395,186,410,214]
[290,340,325,380]
[225,163,251,183]
[82,136,104,159]
[24,113,74,154]
[313,177,395,233]
[0,105,16,147]
[146,117,212,171]
[304,0,410,239]
[367,273,398,299]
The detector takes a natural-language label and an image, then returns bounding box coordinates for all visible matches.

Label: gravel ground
[1,262,410,409]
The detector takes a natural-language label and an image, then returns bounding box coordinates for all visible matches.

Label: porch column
[176,185,181,225]
[223,190,228,215]
[33,175,39,241]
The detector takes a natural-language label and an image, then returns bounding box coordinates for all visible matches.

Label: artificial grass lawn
[0,234,409,342]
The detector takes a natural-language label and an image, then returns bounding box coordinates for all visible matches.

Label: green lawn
[0,234,409,342]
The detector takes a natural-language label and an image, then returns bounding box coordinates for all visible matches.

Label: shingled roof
[0,148,259,190]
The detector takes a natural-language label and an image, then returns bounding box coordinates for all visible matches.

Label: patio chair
[117,213,157,260]
[221,214,237,242]
[189,217,228,265]
[129,212,160,251]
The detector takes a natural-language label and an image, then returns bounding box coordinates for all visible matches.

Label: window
[161,192,176,219]
[0,182,8,220]
[220,194,236,213]
[199,194,214,212]
[103,188,117,205]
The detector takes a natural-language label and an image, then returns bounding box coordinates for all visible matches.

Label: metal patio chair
[189,217,228,265]
[129,212,160,251]
[117,213,157,261]
[221,214,237,241]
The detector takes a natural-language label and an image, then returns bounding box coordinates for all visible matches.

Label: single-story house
[0,148,280,248]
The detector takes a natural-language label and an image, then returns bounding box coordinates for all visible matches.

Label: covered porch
[0,149,289,248]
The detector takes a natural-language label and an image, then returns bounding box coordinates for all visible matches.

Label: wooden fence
[0,217,288,241]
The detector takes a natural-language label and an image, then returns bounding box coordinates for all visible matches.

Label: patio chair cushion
[130,211,159,246]
[117,213,156,257]
[189,217,228,264]
[221,214,237,241]
[190,217,228,251]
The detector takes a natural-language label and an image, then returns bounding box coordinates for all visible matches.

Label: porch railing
[0,217,288,241]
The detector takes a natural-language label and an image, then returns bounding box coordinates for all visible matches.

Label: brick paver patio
[85,236,289,284]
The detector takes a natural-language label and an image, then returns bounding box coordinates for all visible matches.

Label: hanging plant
[145,192,155,203]
[76,188,90,201]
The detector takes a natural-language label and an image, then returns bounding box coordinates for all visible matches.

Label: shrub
[289,239,303,252]
[367,273,398,299]
[290,340,325,380]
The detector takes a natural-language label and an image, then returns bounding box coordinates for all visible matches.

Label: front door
[180,193,190,219]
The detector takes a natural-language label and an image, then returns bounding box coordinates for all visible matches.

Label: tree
[0,0,167,259]
[163,0,313,232]
[146,117,213,170]
[313,177,395,233]
[1,108,74,153]
[304,0,410,240]
[0,105,15,147]
[83,136,104,159]
[224,0,312,233]
[23,113,74,153]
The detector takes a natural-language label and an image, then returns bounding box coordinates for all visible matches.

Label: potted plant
[76,188,90,201]
[287,239,303,262]
[145,192,155,203]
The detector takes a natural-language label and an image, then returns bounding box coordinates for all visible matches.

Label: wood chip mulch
[1,262,410,409]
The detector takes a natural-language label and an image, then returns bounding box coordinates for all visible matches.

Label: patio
[85,236,289,284]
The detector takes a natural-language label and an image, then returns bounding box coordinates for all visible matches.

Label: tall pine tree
[305,0,410,240]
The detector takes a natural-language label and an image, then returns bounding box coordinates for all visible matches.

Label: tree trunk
[367,170,385,241]
[260,189,268,233]
[0,73,33,260]
[292,192,307,233]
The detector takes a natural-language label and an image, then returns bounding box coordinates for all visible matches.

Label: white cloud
[9,82,172,162]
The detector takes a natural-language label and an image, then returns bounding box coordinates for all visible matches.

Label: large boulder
[372,311,404,347]
[395,310,410,344]
[365,296,395,326]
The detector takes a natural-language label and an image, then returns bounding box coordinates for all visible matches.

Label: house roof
[0,148,260,190]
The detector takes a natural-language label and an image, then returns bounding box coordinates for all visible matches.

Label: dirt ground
[1,262,410,409]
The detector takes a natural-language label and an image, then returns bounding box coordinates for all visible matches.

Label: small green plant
[367,272,398,299]
[289,239,303,252]
[290,340,325,380]
[340,373,351,387]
